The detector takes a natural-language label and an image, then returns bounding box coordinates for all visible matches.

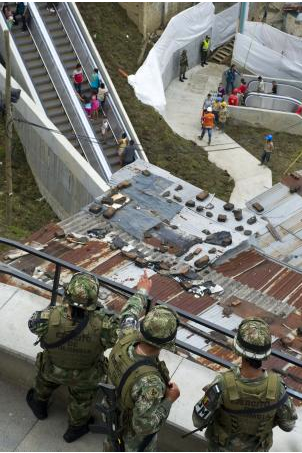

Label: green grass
[78,2,234,201]
[225,120,302,184]
[0,119,58,241]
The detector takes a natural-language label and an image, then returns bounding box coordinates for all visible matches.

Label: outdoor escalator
[10,18,82,153]
[245,92,301,113]
[247,80,302,102]
[36,2,121,174]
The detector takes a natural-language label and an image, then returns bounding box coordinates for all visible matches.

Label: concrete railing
[0,9,42,108]
[228,105,302,137]
[0,64,109,219]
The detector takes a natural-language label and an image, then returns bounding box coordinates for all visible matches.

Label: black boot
[26,388,48,420]
[63,417,94,443]
[183,74,188,80]
[179,77,184,82]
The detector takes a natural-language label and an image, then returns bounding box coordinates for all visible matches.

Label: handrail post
[51,264,62,306]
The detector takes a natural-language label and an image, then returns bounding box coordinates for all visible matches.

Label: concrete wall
[285,13,302,37]
[0,65,109,219]
[119,2,194,36]
[228,105,302,136]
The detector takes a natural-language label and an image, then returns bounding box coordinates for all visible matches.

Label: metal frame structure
[0,236,301,401]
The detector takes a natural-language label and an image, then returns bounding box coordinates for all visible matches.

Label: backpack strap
[40,314,89,349]
[222,391,288,415]
[117,358,158,399]
[223,371,240,401]
[266,372,279,400]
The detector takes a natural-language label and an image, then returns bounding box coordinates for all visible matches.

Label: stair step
[40,91,59,102]
[52,114,69,126]
[48,106,66,117]
[43,98,61,109]
[26,59,43,70]
[29,67,48,78]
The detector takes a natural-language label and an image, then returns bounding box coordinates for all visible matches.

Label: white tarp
[233,23,302,80]
[211,3,240,50]
[244,21,302,63]
[128,2,239,113]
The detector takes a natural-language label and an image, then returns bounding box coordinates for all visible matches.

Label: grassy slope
[0,119,57,241]
[225,120,302,184]
[78,2,234,201]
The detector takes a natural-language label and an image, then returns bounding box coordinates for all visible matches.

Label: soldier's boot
[179,77,184,82]
[26,388,48,420]
[63,417,94,443]
[183,73,188,80]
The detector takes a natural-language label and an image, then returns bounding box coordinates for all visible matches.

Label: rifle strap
[222,391,288,415]
[116,358,158,398]
[137,432,157,452]
[40,314,89,349]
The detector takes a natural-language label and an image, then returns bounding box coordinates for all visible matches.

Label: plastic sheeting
[211,3,240,50]
[128,2,239,113]
[233,30,302,81]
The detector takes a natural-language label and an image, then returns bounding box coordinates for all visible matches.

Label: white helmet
[207,107,212,112]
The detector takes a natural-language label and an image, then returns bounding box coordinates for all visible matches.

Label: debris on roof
[2,160,302,403]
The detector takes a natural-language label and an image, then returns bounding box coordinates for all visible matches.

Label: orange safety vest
[202,113,215,128]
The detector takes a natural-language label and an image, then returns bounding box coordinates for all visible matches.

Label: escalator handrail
[0,6,43,109]
[66,2,147,161]
[29,2,112,181]
[246,92,301,106]
[52,2,119,147]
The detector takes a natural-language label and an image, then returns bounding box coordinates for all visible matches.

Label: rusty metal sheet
[24,222,63,245]
[169,292,214,315]
[149,274,183,301]
[92,253,128,276]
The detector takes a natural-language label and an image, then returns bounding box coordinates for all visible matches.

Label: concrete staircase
[209,38,234,65]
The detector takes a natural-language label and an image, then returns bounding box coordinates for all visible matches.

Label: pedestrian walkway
[163,63,272,207]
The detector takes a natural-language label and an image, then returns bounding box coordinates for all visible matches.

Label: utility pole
[4,30,13,225]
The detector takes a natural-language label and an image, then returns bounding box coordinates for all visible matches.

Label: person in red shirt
[199,107,215,145]
[238,78,247,94]
[296,104,302,115]
[228,89,239,106]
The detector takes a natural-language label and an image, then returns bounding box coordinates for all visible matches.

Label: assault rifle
[89,382,125,452]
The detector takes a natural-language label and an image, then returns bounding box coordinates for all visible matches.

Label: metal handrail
[28,3,112,181]
[0,236,301,401]
[51,3,119,148]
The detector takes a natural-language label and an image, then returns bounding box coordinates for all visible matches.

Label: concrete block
[168,357,216,433]
[0,288,47,361]
[0,283,19,310]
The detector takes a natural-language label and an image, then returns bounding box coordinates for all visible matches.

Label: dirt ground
[0,120,57,241]
[78,3,234,202]
[225,120,302,184]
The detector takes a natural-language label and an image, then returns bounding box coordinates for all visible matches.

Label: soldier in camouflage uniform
[107,272,180,452]
[179,49,188,82]
[26,271,147,443]
[192,317,297,451]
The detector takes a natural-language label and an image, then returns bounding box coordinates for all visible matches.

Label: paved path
[163,63,272,208]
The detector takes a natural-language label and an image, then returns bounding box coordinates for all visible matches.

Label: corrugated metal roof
[2,158,302,398]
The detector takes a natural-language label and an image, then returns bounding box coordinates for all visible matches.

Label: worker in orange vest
[199,107,215,145]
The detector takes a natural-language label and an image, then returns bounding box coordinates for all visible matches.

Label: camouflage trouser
[104,433,157,452]
[33,352,103,427]
[179,64,187,78]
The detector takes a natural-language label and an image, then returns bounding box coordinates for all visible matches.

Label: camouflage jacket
[193,368,297,452]
[124,342,172,437]
[28,289,148,353]
[180,52,188,68]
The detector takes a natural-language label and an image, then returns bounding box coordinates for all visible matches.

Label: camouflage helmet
[140,305,179,349]
[234,317,272,360]
[65,272,99,311]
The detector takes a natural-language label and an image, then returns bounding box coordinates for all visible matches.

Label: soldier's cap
[140,305,179,351]
[233,317,272,360]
